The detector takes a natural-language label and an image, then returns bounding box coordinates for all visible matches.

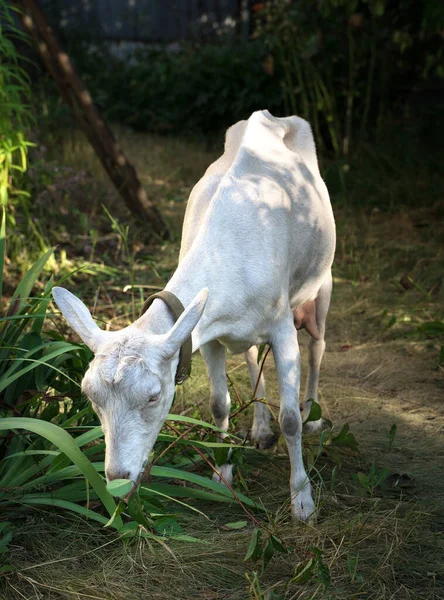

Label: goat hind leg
[302,270,332,433]
[245,346,276,449]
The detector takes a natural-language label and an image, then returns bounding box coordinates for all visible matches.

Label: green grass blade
[23,462,104,489]
[140,486,211,518]
[145,483,234,504]
[11,247,56,307]
[157,433,248,450]
[0,340,80,380]
[19,497,110,525]
[74,426,104,447]
[1,450,60,461]
[0,346,82,392]
[166,414,234,435]
[50,481,99,502]
[0,417,121,528]
[0,207,5,300]
[150,466,263,510]
[61,407,93,429]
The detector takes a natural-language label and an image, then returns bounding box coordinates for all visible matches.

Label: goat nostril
[106,470,131,482]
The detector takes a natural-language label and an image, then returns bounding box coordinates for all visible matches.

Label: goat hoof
[291,488,316,522]
[212,463,233,486]
[253,432,278,450]
[303,418,327,434]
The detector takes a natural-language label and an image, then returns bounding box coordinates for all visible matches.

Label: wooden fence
[38,0,244,43]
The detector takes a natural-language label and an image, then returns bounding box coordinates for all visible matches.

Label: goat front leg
[200,340,233,485]
[272,316,315,521]
[244,346,276,449]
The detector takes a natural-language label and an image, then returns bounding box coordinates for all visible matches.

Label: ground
[3,129,444,599]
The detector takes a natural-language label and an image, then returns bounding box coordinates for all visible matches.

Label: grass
[2,126,444,599]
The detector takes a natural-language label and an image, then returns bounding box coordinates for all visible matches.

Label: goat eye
[147,394,160,405]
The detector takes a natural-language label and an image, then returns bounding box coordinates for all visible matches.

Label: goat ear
[52,287,106,353]
[162,289,209,359]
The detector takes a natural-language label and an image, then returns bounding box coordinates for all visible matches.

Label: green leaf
[127,491,151,528]
[311,546,330,591]
[214,445,231,467]
[331,423,358,449]
[261,538,274,572]
[386,314,397,328]
[0,536,12,553]
[371,0,385,16]
[0,522,12,535]
[225,520,248,530]
[418,321,444,337]
[304,400,322,423]
[168,534,207,543]
[388,423,397,450]
[347,553,364,583]
[244,528,262,562]
[118,521,139,537]
[257,343,268,364]
[357,472,369,490]
[270,535,287,553]
[11,247,55,308]
[292,558,315,583]
[106,479,133,498]
[375,467,390,487]
[104,500,126,528]
[153,517,183,536]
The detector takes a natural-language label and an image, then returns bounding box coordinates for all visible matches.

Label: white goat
[53,110,335,521]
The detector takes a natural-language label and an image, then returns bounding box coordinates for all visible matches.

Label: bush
[47,0,444,155]
[254,0,444,157]
[50,39,282,137]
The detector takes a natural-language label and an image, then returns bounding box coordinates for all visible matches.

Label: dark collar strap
[140,291,192,385]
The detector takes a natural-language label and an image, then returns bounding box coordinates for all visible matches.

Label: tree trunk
[16,0,168,238]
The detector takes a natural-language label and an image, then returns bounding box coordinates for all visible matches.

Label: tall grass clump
[0,0,33,209]
[0,0,51,260]
[0,208,261,562]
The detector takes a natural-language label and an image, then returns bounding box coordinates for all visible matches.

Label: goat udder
[292,300,320,340]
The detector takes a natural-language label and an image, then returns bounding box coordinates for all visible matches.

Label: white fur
[53,110,335,521]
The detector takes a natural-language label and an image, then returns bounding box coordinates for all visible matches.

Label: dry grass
[3,129,443,599]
